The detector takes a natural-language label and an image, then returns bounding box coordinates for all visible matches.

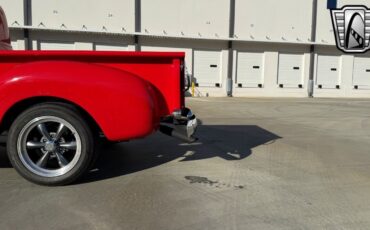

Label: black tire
[7,103,96,186]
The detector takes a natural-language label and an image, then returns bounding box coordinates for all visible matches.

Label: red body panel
[0,51,185,141]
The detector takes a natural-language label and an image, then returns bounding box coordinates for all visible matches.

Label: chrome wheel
[17,116,82,177]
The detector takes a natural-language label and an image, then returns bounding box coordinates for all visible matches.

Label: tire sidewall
[7,104,94,185]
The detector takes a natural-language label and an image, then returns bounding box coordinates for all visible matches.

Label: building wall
[0,0,23,26]
[1,0,370,98]
[32,0,135,33]
[141,0,229,38]
[313,0,370,98]
[234,0,313,43]
[28,30,136,51]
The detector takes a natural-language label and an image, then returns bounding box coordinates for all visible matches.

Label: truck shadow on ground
[81,125,281,184]
[0,125,281,183]
[0,146,10,168]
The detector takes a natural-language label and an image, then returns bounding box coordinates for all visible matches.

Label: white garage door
[93,43,128,51]
[11,41,18,50]
[38,41,75,50]
[278,53,304,88]
[193,50,222,87]
[353,57,370,88]
[236,52,264,88]
[316,55,341,89]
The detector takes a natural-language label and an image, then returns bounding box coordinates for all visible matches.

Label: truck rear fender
[0,61,160,141]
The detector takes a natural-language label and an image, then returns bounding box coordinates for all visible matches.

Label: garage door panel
[11,41,18,50]
[316,55,340,89]
[278,53,304,88]
[236,52,263,87]
[353,57,370,88]
[193,50,222,87]
[38,41,75,50]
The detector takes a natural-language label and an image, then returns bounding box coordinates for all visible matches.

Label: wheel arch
[0,96,102,136]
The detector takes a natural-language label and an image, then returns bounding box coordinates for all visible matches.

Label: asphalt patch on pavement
[185,176,244,189]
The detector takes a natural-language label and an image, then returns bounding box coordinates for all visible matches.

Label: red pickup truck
[0,7,197,185]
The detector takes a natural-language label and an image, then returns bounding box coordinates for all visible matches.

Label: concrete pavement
[1,97,370,229]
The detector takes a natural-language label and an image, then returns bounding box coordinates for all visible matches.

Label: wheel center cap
[45,141,57,152]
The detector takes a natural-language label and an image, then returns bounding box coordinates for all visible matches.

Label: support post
[23,0,32,50]
[308,0,318,97]
[134,0,141,51]
[227,0,236,97]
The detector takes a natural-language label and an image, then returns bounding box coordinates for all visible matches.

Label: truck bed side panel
[0,51,184,115]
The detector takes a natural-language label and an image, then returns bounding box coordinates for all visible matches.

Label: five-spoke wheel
[18,116,81,178]
[7,103,95,185]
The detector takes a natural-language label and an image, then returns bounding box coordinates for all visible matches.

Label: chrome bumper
[160,108,198,143]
